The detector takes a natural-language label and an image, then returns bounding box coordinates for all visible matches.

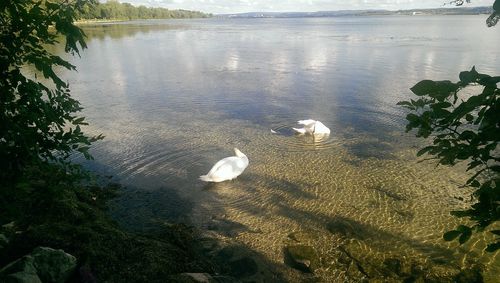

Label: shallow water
[59,16,499,281]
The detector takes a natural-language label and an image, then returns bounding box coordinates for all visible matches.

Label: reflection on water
[58,17,500,281]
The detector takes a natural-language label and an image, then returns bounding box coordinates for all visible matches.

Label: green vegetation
[448,0,500,26]
[0,1,218,281]
[398,67,500,252]
[77,0,211,21]
[0,0,103,181]
[0,167,218,281]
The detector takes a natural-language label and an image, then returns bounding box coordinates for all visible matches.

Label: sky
[109,0,495,14]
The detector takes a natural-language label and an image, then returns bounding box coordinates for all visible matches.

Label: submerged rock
[284,245,319,273]
[287,231,313,243]
[453,266,484,283]
[228,257,258,277]
[169,273,212,282]
[383,258,403,276]
[0,247,77,283]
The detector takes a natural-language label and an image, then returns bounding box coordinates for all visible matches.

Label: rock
[5,272,42,283]
[287,231,311,243]
[0,234,9,246]
[453,266,483,283]
[0,254,39,283]
[0,247,76,283]
[78,265,97,283]
[215,246,237,262]
[179,273,213,282]
[228,257,258,277]
[345,262,369,282]
[31,247,77,283]
[326,217,367,240]
[197,237,219,254]
[383,258,402,275]
[284,245,319,273]
[168,273,235,283]
[214,245,260,277]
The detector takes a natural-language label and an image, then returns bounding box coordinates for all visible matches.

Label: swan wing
[314,121,330,134]
[297,119,316,126]
[200,156,247,182]
[295,120,316,134]
[292,127,307,134]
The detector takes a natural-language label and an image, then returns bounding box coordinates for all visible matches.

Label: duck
[199,148,249,182]
[292,119,330,135]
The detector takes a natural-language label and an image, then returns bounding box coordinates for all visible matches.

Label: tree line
[77,0,211,20]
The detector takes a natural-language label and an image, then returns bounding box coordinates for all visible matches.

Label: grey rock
[5,272,42,283]
[0,255,39,283]
[179,273,213,282]
[168,273,235,283]
[0,247,77,283]
[0,234,9,246]
[31,247,77,283]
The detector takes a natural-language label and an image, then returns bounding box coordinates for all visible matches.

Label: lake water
[60,16,499,281]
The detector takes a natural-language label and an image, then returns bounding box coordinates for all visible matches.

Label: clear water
[58,16,499,281]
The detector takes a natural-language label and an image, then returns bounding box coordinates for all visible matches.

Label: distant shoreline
[74,8,492,25]
[75,19,130,25]
[218,6,492,18]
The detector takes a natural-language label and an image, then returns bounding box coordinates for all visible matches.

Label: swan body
[199,148,249,182]
[292,119,330,135]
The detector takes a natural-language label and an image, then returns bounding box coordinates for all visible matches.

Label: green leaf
[396,101,412,107]
[485,241,500,252]
[491,230,500,236]
[468,179,481,188]
[459,229,472,244]
[465,114,474,122]
[406,113,420,122]
[410,80,436,96]
[432,102,452,109]
[489,165,500,173]
[451,210,471,217]
[443,230,461,241]
[459,66,479,84]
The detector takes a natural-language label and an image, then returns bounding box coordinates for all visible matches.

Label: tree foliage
[76,0,211,21]
[400,0,499,252]
[0,0,103,180]
[398,67,500,251]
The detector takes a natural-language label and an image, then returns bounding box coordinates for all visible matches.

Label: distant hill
[219,6,492,18]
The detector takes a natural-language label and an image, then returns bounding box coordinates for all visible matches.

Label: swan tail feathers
[199,175,212,182]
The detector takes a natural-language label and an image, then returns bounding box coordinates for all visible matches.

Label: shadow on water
[199,170,480,270]
[200,170,460,262]
[346,140,396,160]
[324,215,462,265]
[109,185,195,232]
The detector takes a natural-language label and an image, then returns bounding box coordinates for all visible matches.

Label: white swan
[199,148,249,182]
[292,119,330,135]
